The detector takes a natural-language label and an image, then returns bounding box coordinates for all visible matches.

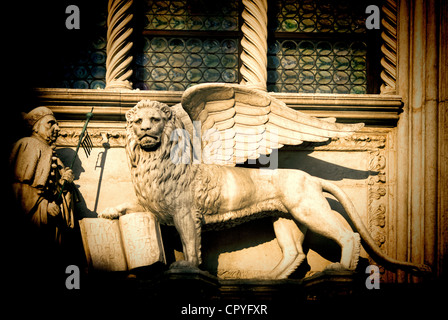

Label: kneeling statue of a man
[10,107,75,245]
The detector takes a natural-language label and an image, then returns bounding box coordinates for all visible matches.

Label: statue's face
[132,107,166,150]
[32,115,60,145]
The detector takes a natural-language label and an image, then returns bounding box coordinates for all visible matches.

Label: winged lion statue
[99,83,430,278]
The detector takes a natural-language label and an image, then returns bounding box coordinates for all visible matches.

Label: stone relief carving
[58,129,126,148]
[98,83,430,278]
[368,150,387,249]
[58,128,388,151]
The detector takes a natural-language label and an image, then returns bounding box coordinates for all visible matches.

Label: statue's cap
[23,107,54,128]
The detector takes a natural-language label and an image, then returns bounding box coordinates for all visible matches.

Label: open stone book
[80,212,166,271]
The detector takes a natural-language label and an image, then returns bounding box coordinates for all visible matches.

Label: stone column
[239,0,268,91]
[394,0,410,284]
[421,0,438,277]
[105,0,134,90]
[395,0,443,282]
[380,0,397,94]
[438,0,448,281]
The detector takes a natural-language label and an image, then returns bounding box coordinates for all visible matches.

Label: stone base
[77,269,366,316]
[301,270,363,302]
[41,268,443,318]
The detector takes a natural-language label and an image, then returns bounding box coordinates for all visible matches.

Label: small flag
[80,129,93,157]
[57,107,94,201]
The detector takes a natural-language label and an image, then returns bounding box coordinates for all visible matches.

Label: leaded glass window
[133,0,241,90]
[135,0,380,94]
[44,3,108,89]
[143,0,239,31]
[266,0,380,93]
[267,39,368,94]
[62,35,107,89]
[274,0,367,33]
[42,0,381,94]
[134,36,239,90]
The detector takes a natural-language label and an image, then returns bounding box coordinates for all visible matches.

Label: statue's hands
[61,168,75,184]
[98,206,122,219]
[48,202,60,217]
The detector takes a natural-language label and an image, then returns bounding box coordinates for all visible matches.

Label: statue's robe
[9,136,75,244]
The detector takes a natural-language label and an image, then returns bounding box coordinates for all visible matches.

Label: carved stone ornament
[58,129,126,148]
[368,150,387,248]
[98,83,430,278]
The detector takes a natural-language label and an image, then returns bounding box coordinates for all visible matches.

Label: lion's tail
[319,178,431,275]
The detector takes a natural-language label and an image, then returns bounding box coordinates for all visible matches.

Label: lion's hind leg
[286,186,361,271]
[269,217,307,279]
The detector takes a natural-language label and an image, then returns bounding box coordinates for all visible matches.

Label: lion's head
[126,100,173,152]
[124,100,221,224]
[125,100,183,169]
[124,100,197,219]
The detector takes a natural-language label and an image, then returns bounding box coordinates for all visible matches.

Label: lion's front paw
[98,207,121,219]
[324,262,347,271]
[169,260,201,272]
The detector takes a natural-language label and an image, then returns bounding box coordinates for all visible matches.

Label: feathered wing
[180,83,364,166]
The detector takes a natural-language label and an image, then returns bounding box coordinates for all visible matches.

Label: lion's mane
[125,100,221,225]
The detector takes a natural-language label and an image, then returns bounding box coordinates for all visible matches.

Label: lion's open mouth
[140,134,160,149]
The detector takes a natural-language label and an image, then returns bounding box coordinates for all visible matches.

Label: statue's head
[126,100,172,151]
[24,107,60,145]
